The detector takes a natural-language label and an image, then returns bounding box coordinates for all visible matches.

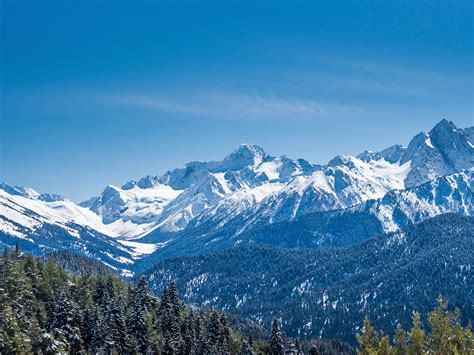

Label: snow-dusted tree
[182,311,198,354]
[129,279,151,353]
[219,313,231,353]
[207,311,221,351]
[269,319,284,355]
[50,292,83,352]
[159,285,181,354]
[0,304,32,353]
[104,295,130,352]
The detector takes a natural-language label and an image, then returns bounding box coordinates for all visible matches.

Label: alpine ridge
[0,119,472,273]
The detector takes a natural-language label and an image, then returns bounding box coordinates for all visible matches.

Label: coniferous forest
[0,245,353,354]
[1,244,473,354]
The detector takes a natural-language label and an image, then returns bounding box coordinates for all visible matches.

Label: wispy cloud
[106,91,345,121]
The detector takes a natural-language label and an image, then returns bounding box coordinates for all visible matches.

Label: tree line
[1,244,472,354]
[356,295,473,354]
[0,245,349,354]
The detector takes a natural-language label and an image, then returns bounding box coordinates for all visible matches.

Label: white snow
[0,189,161,241]
[425,136,435,148]
[256,160,283,180]
[213,173,232,194]
[118,239,167,257]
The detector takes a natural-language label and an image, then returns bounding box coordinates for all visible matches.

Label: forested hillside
[0,245,354,354]
[143,214,474,344]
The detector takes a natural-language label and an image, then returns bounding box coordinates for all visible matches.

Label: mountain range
[0,119,472,274]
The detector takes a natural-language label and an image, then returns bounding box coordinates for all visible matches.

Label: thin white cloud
[107,91,339,121]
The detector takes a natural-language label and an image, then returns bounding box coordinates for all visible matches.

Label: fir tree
[129,284,150,353]
[50,292,83,352]
[408,311,426,354]
[104,295,130,352]
[0,304,32,353]
[219,313,231,353]
[269,318,284,355]
[356,316,378,354]
[207,311,222,351]
[183,311,198,354]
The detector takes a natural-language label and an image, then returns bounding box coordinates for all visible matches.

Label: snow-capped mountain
[85,143,317,235]
[133,169,473,264]
[0,119,472,270]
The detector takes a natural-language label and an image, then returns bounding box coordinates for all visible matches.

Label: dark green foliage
[143,214,474,344]
[270,319,284,355]
[4,245,339,353]
[42,250,113,276]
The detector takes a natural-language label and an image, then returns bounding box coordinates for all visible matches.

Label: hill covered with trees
[143,214,474,344]
[0,245,354,354]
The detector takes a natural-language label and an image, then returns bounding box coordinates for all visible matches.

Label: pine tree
[219,313,231,353]
[104,295,130,352]
[159,285,181,354]
[427,295,467,353]
[93,277,107,309]
[40,332,68,354]
[90,307,105,352]
[129,280,150,353]
[0,304,32,353]
[158,286,170,324]
[168,282,181,319]
[269,318,284,355]
[81,305,95,352]
[408,311,426,354]
[50,292,83,352]
[183,311,198,354]
[464,321,474,354]
[207,311,222,351]
[356,316,378,354]
[135,276,153,311]
[393,323,407,354]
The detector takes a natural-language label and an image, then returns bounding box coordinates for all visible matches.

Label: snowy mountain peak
[430,118,457,135]
[0,183,40,200]
[400,119,473,187]
[0,183,69,203]
[220,144,268,171]
[327,155,353,167]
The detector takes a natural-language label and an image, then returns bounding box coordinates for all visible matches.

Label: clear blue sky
[1,0,472,202]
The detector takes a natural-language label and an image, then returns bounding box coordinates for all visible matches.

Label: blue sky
[1,0,472,201]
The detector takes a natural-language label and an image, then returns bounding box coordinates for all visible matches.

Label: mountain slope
[0,189,150,274]
[143,214,474,344]
[134,169,472,265]
[0,119,472,270]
